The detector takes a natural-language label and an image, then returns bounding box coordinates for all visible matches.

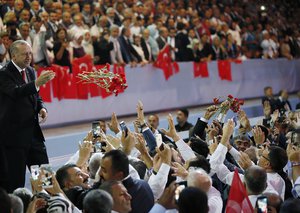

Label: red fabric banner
[226,169,253,213]
[51,65,69,100]
[218,60,232,81]
[62,72,78,99]
[72,55,93,99]
[193,62,209,78]
[37,67,52,102]
[154,45,180,80]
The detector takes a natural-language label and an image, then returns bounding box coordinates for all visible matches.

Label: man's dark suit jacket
[118,36,142,63]
[262,96,278,113]
[175,32,191,61]
[93,38,114,65]
[276,98,292,114]
[141,38,152,61]
[156,36,166,50]
[122,176,154,213]
[0,61,45,147]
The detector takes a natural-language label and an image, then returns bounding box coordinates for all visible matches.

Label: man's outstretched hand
[35,70,55,87]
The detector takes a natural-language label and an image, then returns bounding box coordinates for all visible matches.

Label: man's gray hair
[10,40,30,57]
[83,189,113,213]
[89,153,103,179]
[9,194,24,213]
[106,7,115,15]
[19,22,30,29]
[13,188,33,212]
[99,180,121,195]
[110,24,119,32]
[187,168,212,188]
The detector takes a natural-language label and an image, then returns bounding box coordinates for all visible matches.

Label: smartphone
[256,196,268,213]
[94,141,102,153]
[40,164,54,189]
[120,121,128,137]
[155,134,163,148]
[92,121,100,138]
[30,165,40,180]
[175,183,186,202]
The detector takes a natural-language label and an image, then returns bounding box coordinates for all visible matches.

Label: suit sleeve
[190,118,208,140]
[0,71,38,99]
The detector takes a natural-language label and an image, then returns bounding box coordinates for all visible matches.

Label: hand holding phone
[120,121,128,137]
[92,121,101,138]
[256,196,268,213]
[40,164,54,189]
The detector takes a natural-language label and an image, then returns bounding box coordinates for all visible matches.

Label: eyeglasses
[260,155,270,162]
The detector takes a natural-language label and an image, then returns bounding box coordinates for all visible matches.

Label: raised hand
[107,112,120,134]
[136,100,145,125]
[221,119,235,145]
[253,126,265,145]
[263,101,271,118]
[35,70,55,87]
[204,105,218,120]
[161,114,180,142]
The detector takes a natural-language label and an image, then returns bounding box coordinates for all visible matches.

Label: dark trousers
[2,131,49,193]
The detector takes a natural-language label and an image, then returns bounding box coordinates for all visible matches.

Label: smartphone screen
[94,141,102,153]
[92,121,100,138]
[40,164,54,189]
[155,134,163,148]
[120,121,128,137]
[256,196,268,213]
[30,165,39,180]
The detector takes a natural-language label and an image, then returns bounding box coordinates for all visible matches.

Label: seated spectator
[53,27,72,69]
[141,28,158,60]
[93,30,114,65]
[175,108,194,132]
[175,22,191,62]
[132,34,148,65]
[156,27,168,50]
[59,11,73,31]
[82,30,94,58]
[109,25,125,65]
[71,32,86,59]
[199,34,213,62]
[211,36,227,60]
[226,33,239,59]
[118,27,142,66]
[261,31,278,59]
[280,35,293,60]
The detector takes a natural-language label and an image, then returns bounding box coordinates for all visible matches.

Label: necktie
[21,69,26,82]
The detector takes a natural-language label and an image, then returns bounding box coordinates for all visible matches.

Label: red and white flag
[154,45,180,80]
[226,169,253,213]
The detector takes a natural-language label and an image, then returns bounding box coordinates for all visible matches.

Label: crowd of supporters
[1,0,300,70]
[0,87,300,213]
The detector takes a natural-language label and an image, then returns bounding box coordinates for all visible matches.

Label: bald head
[187,169,212,193]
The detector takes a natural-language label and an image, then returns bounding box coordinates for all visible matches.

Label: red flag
[73,55,93,99]
[218,60,232,81]
[94,64,113,99]
[37,67,52,102]
[62,72,78,99]
[154,45,179,80]
[113,64,126,95]
[193,62,209,78]
[226,169,253,213]
[51,65,69,100]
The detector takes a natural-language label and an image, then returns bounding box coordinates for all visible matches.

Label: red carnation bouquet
[213,95,244,122]
[77,64,128,96]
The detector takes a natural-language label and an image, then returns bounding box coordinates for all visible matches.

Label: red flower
[228,94,234,99]
[213,98,219,104]
[239,100,244,105]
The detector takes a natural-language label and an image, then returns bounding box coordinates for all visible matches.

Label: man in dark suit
[0,40,55,192]
[99,150,154,213]
[118,28,142,65]
[175,22,191,61]
[276,89,292,115]
[156,27,168,50]
[261,86,277,113]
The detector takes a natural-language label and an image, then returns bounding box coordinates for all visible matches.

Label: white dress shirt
[210,143,285,200]
[147,163,170,200]
[208,186,223,213]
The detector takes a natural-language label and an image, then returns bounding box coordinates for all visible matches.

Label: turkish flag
[73,55,93,99]
[37,67,52,102]
[193,62,209,78]
[218,60,232,81]
[51,65,69,100]
[62,72,78,99]
[94,64,113,99]
[154,45,180,80]
[226,169,253,213]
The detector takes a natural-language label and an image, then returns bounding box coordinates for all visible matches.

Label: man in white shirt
[187,169,223,213]
[210,120,287,203]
